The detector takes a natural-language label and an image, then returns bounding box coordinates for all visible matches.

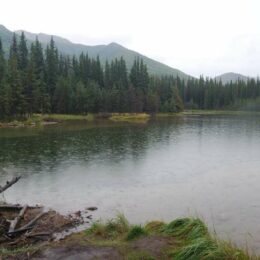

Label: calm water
[1,116,260,251]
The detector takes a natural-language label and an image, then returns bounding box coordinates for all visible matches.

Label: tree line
[0,33,183,119]
[177,76,260,111]
[0,33,260,119]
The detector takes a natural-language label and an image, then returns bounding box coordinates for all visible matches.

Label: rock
[75,211,81,217]
[86,207,98,211]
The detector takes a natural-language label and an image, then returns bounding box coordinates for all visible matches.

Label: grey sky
[1,0,260,77]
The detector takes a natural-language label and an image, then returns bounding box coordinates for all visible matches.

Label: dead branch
[25,232,51,238]
[0,204,42,211]
[8,212,46,235]
[8,204,28,233]
[7,226,33,236]
[0,204,22,210]
[0,176,21,194]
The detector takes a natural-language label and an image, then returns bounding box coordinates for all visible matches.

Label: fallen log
[8,211,46,235]
[8,204,28,233]
[0,176,21,194]
[0,204,42,211]
[7,226,33,236]
[0,204,22,210]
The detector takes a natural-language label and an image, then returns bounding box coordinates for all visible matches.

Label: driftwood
[0,204,23,210]
[8,204,28,233]
[8,212,46,235]
[0,204,42,211]
[0,176,21,194]
[25,232,51,238]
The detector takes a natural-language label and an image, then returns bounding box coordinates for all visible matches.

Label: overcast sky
[1,0,260,77]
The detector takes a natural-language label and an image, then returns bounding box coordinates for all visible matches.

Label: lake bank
[1,213,257,259]
[1,110,260,128]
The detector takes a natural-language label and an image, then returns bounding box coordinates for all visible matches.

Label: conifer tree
[8,34,26,116]
[45,37,58,110]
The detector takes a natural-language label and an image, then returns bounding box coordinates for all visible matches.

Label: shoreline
[0,180,257,259]
[1,209,257,259]
[1,110,260,128]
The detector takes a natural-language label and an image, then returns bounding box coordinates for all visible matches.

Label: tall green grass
[126,225,147,241]
[85,215,258,260]
[86,214,130,239]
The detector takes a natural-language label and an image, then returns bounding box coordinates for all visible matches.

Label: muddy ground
[3,234,176,260]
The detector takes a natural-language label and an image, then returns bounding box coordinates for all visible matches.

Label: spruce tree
[45,37,58,110]
[8,34,26,116]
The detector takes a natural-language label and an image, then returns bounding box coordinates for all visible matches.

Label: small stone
[86,207,98,211]
[75,211,81,217]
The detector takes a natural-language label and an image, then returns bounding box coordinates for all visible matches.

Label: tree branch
[0,176,21,194]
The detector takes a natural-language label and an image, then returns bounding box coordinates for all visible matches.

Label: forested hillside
[0,25,190,78]
[0,33,184,118]
[1,33,260,120]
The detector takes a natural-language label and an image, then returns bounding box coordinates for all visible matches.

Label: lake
[1,115,260,252]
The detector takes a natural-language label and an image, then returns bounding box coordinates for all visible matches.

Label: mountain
[215,72,249,84]
[0,25,13,52]
[0,25,190,79]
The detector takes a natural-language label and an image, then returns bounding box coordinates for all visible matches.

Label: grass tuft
[162,218,208,240]
[144,221,166,233]
[0,245,40,257]
[85,216,258,260]
[86,214,130,239]
[126,225,147,241]
[171,237,252,260]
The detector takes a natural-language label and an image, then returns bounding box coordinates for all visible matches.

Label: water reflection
[0,116,260,252]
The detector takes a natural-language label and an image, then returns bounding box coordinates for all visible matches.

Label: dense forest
[0,33,184,118]
[178,76,260,111]
[0,33,260,119]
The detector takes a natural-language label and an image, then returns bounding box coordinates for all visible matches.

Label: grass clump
[162,218,208,240]
[0,245,40,257]
[41,113,94,122]
[85,216,258,260]
[126,225,147,241]
[110,113,150,122]
[164,218,254,260]
[171,237,252,260]
[86,214,130,239]
[144,221,166,233]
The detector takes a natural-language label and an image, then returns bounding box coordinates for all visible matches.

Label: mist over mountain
[0,25,189,79]
[215,72,250,84]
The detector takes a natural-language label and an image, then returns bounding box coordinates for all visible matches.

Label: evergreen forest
[1,33,260,119]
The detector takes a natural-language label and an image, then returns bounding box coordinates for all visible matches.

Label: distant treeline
[0,33,260,119]
[178,76,260,111]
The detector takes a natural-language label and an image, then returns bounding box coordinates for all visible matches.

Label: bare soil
[130,235,175,258]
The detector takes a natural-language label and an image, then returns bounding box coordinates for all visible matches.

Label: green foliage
[172,237,225,260]
[110,113,150,122]
[162,218,208,240]
[126,225,147,241]
[0,25,190,77]
[144,221,166,233]
[164,218,252,260]
[0,245,40,257]
[84,216,256,260]
[171,237,252,260]
[86,214,130,239]
[1,32,260,120]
